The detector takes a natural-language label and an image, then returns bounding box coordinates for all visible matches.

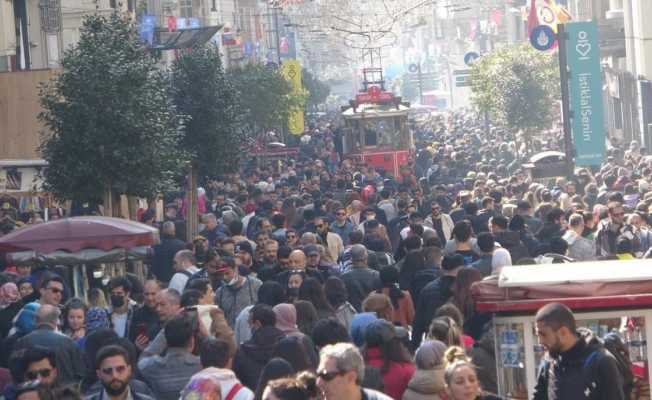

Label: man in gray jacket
[215,257,262,326]
[562,214,595,261]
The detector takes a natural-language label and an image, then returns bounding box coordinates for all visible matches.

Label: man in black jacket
[533,303,625,400]
[411,254,464,348]
[232,304,285,389]
[341,245,381,311]
[151,221,186,284]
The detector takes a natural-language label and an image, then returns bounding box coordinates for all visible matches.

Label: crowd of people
[0,110,646,400]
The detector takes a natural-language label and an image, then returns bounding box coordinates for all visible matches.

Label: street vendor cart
[473,260,652,399]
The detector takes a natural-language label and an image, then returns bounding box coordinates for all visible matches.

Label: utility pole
[557,23,574,178]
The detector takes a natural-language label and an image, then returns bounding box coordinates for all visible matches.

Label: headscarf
[86,307,110,333]
[273,303,301,336]
[180,368,222,400]
[415,340,447,370]
[12,302,40,336]
[0,283,19,308]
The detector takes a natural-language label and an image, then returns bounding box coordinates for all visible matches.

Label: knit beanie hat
[415,340,447,369]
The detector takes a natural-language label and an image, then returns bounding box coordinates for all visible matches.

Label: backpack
[600,333,634,399]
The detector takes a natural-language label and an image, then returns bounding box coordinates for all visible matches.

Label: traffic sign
[464,51,480,66]
[530,25,556,51]
[408,63,419,74]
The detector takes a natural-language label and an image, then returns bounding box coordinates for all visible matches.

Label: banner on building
[281,59,304,135]
[566,21,606,166]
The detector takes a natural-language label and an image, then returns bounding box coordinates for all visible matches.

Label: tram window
[365,127,377,146]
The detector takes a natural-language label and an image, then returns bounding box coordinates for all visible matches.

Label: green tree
[227,64,299,136]
[470,44,560,152]
[171,43,241,180]
[38,13,185,205]
[302,68,330,111]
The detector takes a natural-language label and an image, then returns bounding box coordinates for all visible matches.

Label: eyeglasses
[101,365,128,375]
[317,369,346,381]
[47,287,63,294]
[26,368,52,381]
[336,212,346,216]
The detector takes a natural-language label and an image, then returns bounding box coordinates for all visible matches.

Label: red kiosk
[341,67,412,178]
[473,261,652,399]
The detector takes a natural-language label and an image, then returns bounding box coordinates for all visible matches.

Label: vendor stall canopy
[0,216,160,254]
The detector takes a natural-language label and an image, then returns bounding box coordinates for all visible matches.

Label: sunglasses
[26,368,52,381]
[317,369,345,381]
[315,224,324,228]
[101,365,128,375]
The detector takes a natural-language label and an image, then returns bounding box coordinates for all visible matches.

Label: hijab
[0,283,19,308]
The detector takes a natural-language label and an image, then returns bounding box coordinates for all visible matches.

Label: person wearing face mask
[443,346,502,400]
[107,277,137,339]
[215,257,262,327]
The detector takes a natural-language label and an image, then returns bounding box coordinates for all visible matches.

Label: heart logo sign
[576,42,591,58]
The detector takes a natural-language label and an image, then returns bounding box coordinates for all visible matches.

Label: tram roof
[342,103,410,119]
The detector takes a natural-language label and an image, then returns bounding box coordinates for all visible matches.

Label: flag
[539,0,572,32]
[527,0,539,38]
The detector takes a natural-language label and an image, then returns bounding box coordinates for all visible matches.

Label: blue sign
[408,63,419,74]
[566,21,606,166]
[188,18,200,28]
[139,15,156,45]
[530,25,556,51]
[464,51,480,66]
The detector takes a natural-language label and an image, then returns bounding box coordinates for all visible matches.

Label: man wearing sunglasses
[38,275,65,307]
[22,347,58,388]
[317,343,391,400]
[84,344,155,400]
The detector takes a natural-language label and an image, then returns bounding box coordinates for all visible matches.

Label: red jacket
[365,347,415,400]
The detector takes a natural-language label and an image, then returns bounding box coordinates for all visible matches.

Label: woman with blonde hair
[443,347,502,400]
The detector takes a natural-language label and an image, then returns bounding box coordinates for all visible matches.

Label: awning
[151,25,223,50]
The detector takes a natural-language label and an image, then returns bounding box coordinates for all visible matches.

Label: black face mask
[110,295,125,308]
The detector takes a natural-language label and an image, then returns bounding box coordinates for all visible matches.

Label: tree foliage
[302,68,330,110]
[226,64,301,135]
[171,44,240,180]
[38,13,185,203]
[470,44,560,135]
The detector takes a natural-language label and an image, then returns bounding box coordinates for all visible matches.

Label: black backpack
[601,333,634,399]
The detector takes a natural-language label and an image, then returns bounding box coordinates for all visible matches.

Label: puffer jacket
[532,328,625,400]
[402,367,446,400]
[233,325,285,389]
